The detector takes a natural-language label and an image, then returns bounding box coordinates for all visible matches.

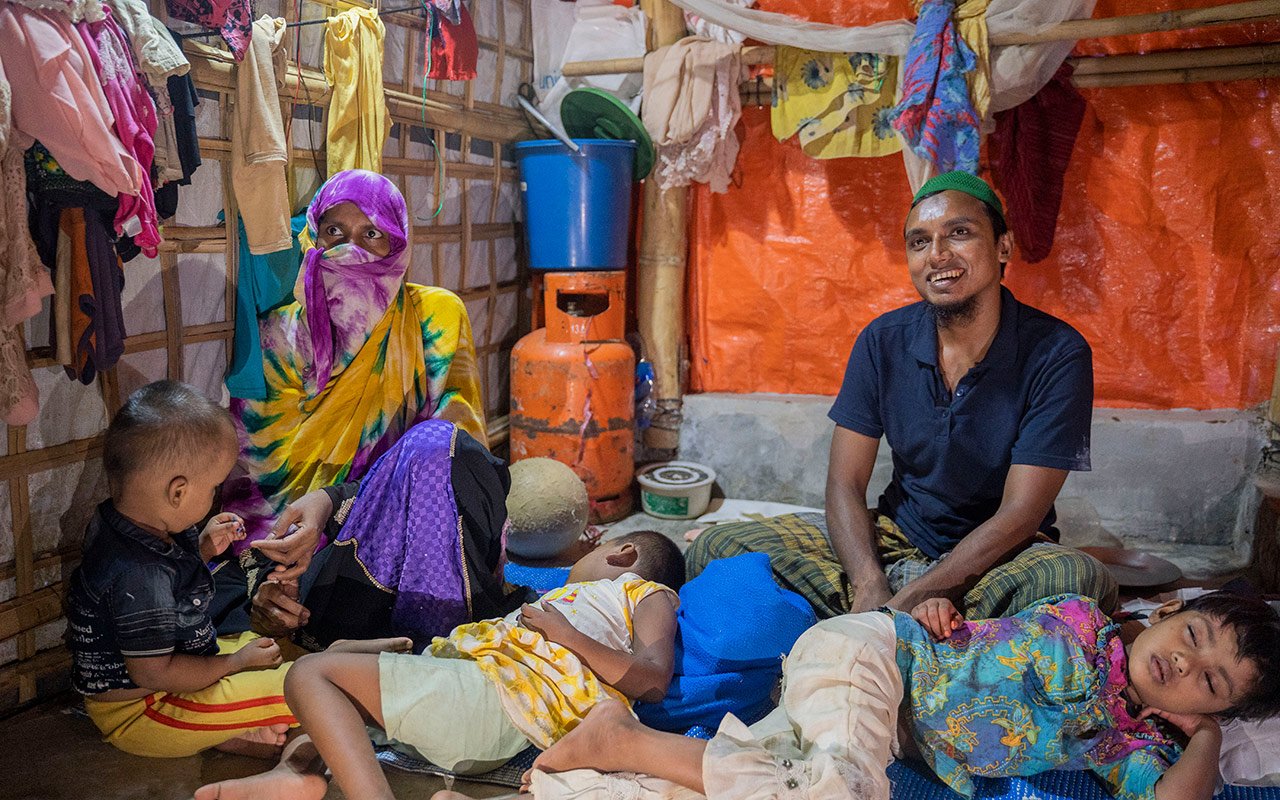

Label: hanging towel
[165,0,252,61]
[425,0,477,81]
[890,0,989,175]
[103,0,188,81]
[0,64,52,426]
[324,7,391,175]
[771,47,901,160]
[232,15,291,255]
[226,212,305,400]
[641,36,744,194]
[0,3,143,198]
[989,63,1085,264]
[77,8,162,257]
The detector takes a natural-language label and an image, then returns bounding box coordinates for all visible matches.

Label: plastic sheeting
[688,0,1280,410]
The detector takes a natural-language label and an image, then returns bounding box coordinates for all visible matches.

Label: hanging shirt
[772,48,902,160]
[0,3,143,198]
[429,573,677,749]
[894,595,1181,800]
[324,7,391,174]
[77,7,162,257]
[165,0,252,61]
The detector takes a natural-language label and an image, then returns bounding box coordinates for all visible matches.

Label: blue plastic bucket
[514,139,636,270]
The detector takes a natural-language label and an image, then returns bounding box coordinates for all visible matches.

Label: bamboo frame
[0,0,533,712]
[560,0,1280,80]
[636,0,691,452]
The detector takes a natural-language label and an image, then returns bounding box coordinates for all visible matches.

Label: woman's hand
[250,490,333,581]
[250,579,311,637]
[912,597,965,641]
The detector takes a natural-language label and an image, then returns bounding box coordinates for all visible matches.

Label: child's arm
[1146,709,1223,800]
[125,637,283,692]
[519,591,678,703]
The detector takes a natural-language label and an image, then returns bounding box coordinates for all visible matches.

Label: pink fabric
[76,9,161,257]
[0,4,142,197]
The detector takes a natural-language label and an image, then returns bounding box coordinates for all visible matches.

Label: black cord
[177,3,425,41]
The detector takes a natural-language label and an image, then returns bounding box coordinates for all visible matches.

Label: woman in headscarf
[221,169,486,545]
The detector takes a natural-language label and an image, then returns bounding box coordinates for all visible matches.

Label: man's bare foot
[683,528,705,542]
[530,698,638,778]
[193,763,327,800]
[214,724,290,759]
[326,636,413,654]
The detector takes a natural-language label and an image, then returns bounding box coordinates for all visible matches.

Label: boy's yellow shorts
[84,631,296,758]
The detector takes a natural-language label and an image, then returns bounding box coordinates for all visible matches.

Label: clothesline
[177,3,426,41]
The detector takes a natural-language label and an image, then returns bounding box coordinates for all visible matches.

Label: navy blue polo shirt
[66,501,218,695]
[828,287,1093,559]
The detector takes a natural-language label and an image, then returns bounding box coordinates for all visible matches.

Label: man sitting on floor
[688,171,1115,620]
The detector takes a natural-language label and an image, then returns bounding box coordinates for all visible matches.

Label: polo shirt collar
[100,500,194,559]
[908,286,1021,369]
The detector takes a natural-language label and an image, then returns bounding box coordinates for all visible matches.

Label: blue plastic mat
[504,562,572,595]
[885,760,1280,800]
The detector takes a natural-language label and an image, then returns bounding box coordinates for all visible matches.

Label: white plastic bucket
[636,461,716,520]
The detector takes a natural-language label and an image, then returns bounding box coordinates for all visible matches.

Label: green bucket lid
[560,87,655,181]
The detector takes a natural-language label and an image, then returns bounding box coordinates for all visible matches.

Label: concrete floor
[0,511,697,800]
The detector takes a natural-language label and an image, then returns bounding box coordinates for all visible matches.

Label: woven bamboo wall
[0,0,532,711]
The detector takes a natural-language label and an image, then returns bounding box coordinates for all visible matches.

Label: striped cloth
[685,513,1117,619]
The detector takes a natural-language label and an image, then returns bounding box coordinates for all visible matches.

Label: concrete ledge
[679,393,1263,575]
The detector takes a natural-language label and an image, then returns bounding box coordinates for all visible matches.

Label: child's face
[1127,601,1259,716]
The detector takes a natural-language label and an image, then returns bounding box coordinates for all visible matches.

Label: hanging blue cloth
[226,213,305,399]
[890,0,981,175]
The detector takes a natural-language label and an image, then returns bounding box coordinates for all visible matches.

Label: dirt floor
[0,694,518,800]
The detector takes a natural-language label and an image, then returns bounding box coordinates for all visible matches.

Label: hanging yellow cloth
[771,48,902,160]
[950,0,991,122]
[324,7,390,174]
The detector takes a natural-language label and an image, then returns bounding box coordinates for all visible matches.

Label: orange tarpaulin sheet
[687,0,1280,409]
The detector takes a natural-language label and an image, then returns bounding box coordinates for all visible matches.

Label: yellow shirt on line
[429,573,677,749]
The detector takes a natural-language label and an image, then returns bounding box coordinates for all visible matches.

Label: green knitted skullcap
[911,171,1005,224]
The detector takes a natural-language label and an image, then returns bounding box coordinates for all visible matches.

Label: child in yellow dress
[195,530,685,800]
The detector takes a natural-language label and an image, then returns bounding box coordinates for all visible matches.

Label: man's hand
[519,602,579,647]
[912,597,964,640]
[199,513,245,560]
[251,579,310,637]
[229,637,283,671]
[250,490,333,581]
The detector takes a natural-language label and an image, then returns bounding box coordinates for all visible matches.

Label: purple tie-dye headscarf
[301,169,411,392]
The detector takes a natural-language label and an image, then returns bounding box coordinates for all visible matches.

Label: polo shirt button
[956,388,965,396]
[782,759,792,768]
[193,598,202,606]
[785,778,799,789]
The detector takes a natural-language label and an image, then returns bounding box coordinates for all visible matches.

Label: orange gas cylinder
[510,271,635,523]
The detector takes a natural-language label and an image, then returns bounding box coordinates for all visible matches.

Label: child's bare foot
[529,698,638,778]
[326,636,413,654]
[194,762,327,800]
[683,528,705,542]
[213,724,290,759]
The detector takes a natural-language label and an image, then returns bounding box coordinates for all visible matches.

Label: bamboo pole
[1068,42,1280,76]
[729,42,1280,100]
[560,0,1280,78]
[637,0,690,452]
